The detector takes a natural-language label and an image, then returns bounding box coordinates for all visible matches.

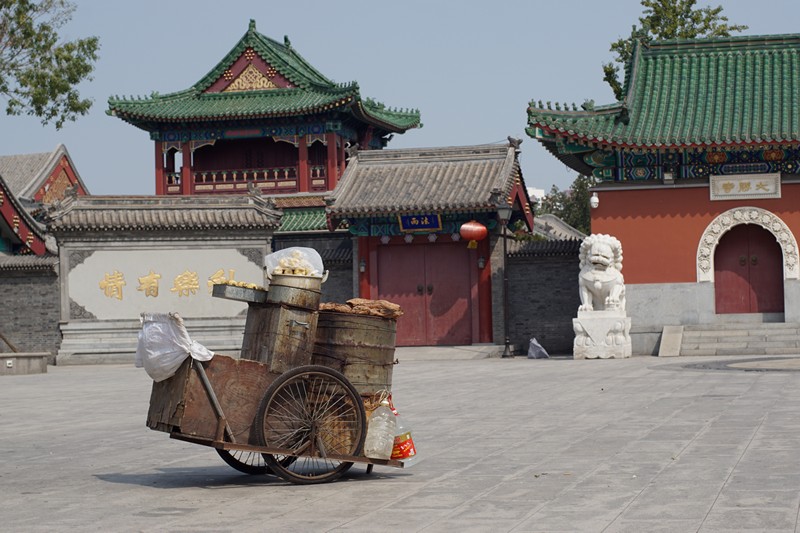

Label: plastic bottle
[364,399,396,459]
[389,396,418,467]
[391,413,418,467]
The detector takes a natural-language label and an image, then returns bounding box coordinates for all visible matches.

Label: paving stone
[3,351,800,531]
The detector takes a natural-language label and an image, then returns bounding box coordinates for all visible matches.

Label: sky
[3,0,800,196]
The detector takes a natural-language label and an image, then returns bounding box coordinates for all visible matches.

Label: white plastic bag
[527,338,550,359]
[265,247,324,279]
[135,312,214,382]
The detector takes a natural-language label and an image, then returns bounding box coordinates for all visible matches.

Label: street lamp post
[496,204,513,358]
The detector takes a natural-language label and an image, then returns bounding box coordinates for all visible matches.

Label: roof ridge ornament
[507,137,522,152]
[615,104,630,125]
[345,142,359,160]
[248,19,256,32]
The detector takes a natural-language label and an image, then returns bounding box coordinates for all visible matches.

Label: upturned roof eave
[527,33,800,154]
[530,122,800,152]
[108,85,359,127]
[350,101,421,134]
[0,174,47,251]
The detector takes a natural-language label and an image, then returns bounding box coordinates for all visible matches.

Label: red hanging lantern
[459,220,487,249]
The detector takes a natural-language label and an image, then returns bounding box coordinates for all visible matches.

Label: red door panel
[714,224,783,314]
[425,244,472,344]
[715,225,752,314]
[377,245,426,345]
[748,226,783,313]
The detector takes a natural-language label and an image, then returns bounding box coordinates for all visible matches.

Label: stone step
[677,323,800,356]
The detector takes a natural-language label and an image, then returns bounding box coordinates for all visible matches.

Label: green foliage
[535,174,597,235]
[603,0,747,100]
[0,0,99,128]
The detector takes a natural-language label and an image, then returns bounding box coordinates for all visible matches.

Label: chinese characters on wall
[710,173,781,201]
[397,213,442,232]
[98,268,237,300]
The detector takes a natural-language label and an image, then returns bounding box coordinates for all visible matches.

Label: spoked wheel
[255,365,366,484]
[215,449,271,475]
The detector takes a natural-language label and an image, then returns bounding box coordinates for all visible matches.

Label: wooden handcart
[145,276,404,485]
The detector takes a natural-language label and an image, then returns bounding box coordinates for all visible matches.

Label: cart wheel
[215,449,271,475]
[255,365,366,484]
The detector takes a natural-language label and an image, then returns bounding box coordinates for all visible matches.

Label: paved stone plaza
[3,349,800,532]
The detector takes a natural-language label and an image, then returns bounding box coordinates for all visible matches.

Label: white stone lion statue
[578,234,625,312]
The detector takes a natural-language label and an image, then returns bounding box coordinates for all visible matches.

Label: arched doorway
[714,224,784,314]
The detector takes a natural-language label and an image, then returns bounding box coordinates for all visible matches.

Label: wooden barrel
[312,311,397,395]
[241,302,318,375]
[266,274,322,311]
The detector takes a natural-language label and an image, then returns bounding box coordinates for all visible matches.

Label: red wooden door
[377,245,426,345]
[377,243,472,346]
[425,244,472,345]
[714,224,783,314]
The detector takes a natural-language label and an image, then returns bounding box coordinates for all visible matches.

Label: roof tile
[327,143,520,218]
[527,34,800,149]
[46,195,282,233]
[108,21,420,133]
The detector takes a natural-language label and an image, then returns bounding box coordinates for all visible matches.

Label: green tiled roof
[109,86,358,123]
[277,207,328,233]
[108,20,420,133]
[527,34,800,150]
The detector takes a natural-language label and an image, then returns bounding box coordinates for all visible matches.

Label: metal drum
[312,311,397,395]
[266,274,323,311]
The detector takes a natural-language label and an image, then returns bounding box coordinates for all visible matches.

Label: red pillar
[360,126,373,151]
[326,132,338,190]
[298,135,310,192]
[154,141,165,195]
[338,136,345,178]
[180,142,192,195]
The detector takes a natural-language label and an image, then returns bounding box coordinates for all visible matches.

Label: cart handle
[194,361,236,443]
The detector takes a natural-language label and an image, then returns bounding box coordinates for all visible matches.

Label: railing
[163,166,329,194]
[194,167,298,183]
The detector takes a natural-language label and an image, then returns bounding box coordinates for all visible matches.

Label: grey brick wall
[494,240,581,356]
[321,264,356,303]
[0,268,61,360]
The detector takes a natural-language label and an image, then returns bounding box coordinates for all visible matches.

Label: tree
[0,0,99,128]
[603,0,747,101]
[536,174,597,235]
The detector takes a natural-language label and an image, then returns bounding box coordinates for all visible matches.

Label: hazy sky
[3,0,799,196]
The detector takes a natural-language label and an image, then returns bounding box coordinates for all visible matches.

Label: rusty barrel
[312,311,397,395]
[243,303,319,374]
[266,274,322,311]
[241,274,322,374]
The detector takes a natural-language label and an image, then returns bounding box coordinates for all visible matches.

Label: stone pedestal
[573,310,631,359]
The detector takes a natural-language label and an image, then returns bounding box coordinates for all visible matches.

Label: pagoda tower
[108,20,420,196]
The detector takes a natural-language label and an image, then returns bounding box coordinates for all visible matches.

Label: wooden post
[154,141,165,195]
[338,135,346,177]
[181,142,192,195]
[298,135,309,192]
[326,132,338,190]
[360,126,373,151]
